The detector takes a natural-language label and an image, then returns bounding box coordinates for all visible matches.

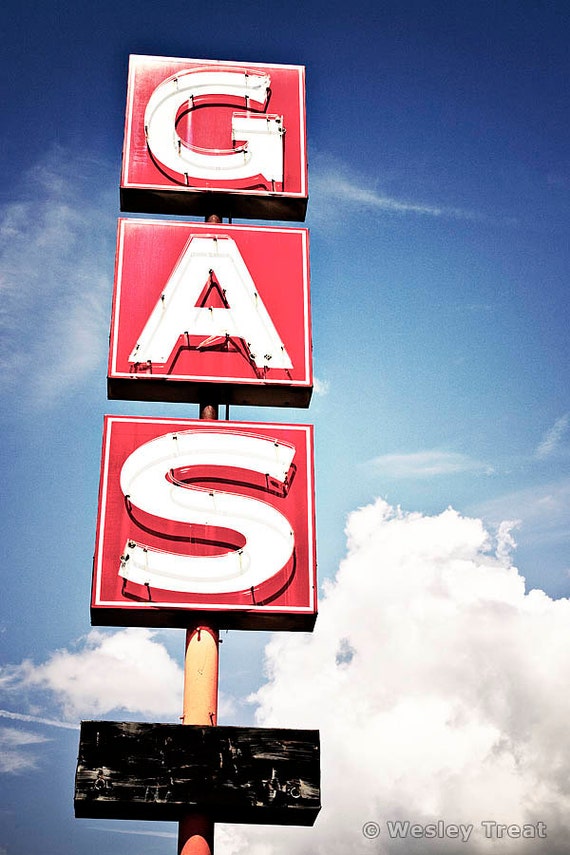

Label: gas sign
[107,220,312,407]
[120,55,307,220]
[91,416,317,630]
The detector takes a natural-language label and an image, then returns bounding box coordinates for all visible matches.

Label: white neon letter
[144,69,284,185]
[129,234,292,371]
[119,429,295,594]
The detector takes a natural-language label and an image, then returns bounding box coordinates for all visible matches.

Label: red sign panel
[107,220,312,407]
[120,55,307,220]
[91,416,317,630]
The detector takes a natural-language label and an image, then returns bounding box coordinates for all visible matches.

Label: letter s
[119,429,295,594]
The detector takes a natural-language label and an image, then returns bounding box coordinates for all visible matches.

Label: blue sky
[1,1,570,853]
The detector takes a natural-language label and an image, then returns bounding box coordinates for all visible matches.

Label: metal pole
[178,213,222,855]
[177,623,219,855]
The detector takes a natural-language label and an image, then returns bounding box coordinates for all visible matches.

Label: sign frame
[91,416,317,631]
[120,55,308,221]
[107,219,313,408]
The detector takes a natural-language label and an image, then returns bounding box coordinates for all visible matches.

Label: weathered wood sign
[75,721,320,826]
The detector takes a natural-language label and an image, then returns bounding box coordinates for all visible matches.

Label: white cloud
[0,726,49,774]
[2,628,183,721]
[473,479,570,548]
[218,498,570,854]
[313,376,330,396]
[0,145,115,408]
[369,449,493,479]
[0,709,78,730]
[535,414,569,459]
[89,827,177,839]
[308,153,479,225]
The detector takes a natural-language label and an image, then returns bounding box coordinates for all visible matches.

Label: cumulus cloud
[535,414,569,459]
[0,145,115,408]
[221,498,570,854]
[369,449,493,479]
[1,628,183,721]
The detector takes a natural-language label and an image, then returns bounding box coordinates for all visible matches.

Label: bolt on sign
[120,55,308,221]
[107,219,312,407]
[91,416,317,630]
[75,721,320,826]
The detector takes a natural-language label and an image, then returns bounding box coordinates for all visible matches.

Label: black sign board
[75,721,320,826]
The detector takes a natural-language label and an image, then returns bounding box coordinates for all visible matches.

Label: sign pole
[78,59,320,845]
[178,214,221,855]
[177,623,219,855]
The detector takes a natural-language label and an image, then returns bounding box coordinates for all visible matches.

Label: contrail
[0,708,79,730]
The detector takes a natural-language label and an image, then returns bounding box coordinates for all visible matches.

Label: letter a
[129,234,293,371]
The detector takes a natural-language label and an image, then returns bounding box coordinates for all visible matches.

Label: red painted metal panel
[107,220,312,407]
[91,416,317,630]
[120,55,307,220]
